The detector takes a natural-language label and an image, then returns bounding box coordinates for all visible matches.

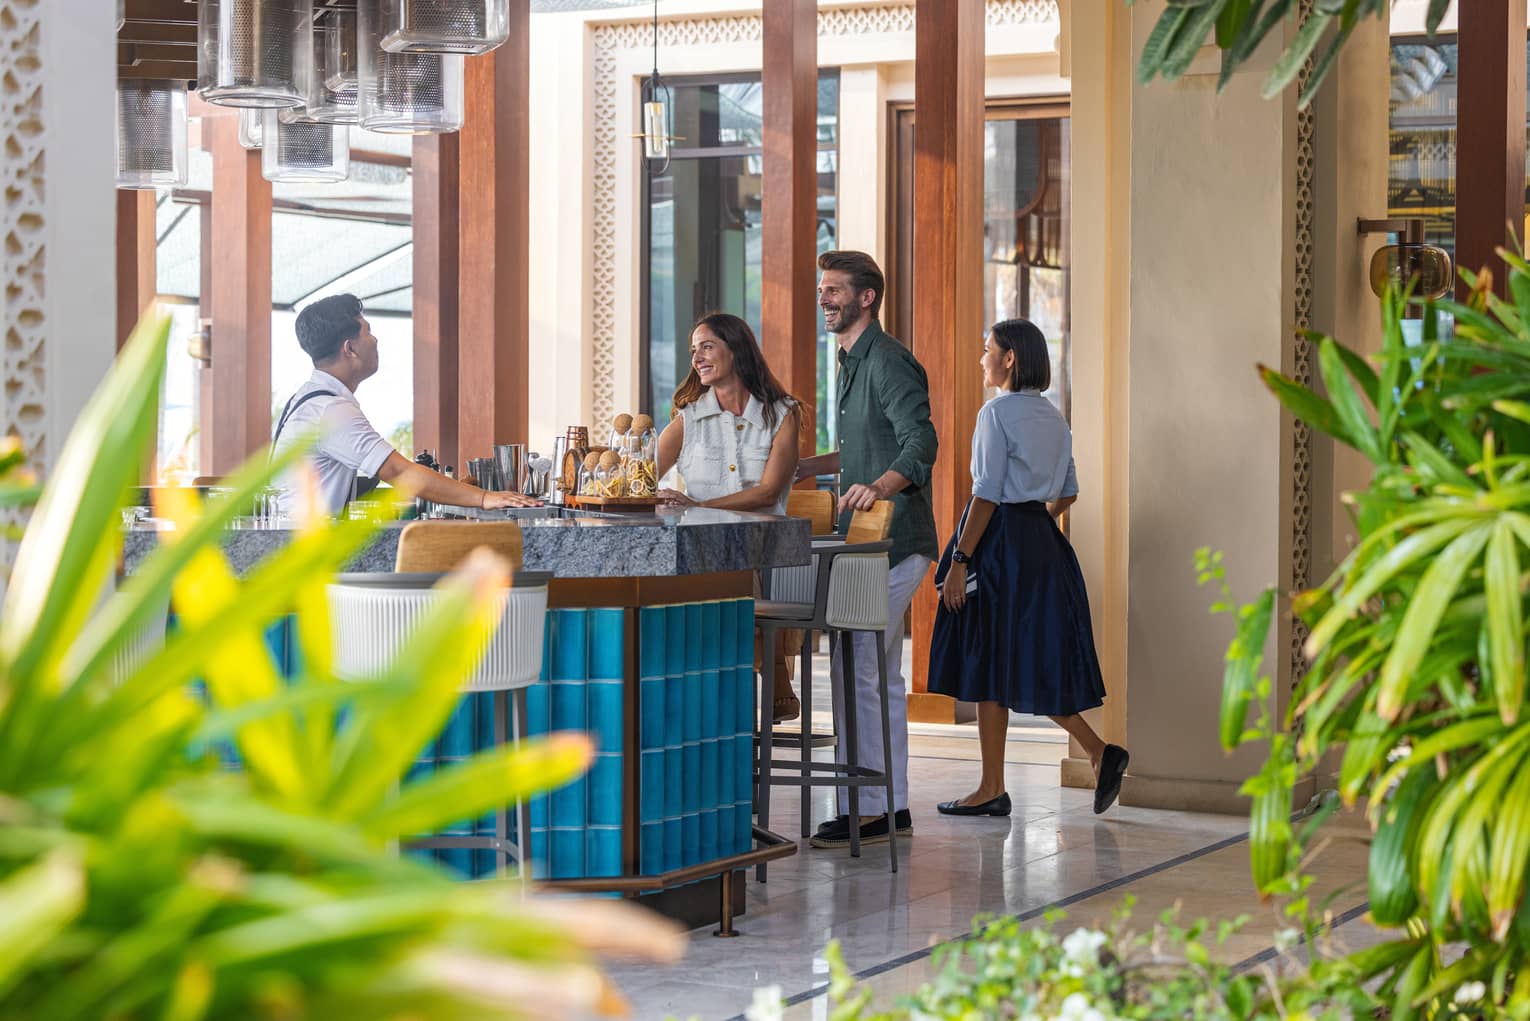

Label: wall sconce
[1357,217,1453,301]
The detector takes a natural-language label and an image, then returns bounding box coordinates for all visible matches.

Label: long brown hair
[671,313,801,431]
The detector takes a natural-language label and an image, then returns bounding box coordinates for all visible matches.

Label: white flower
[1454,981,1487,1005]
[1052,992,1108,1021]
[1059,927,1109,977]
[1273,927,1302,953]
[744,985,785,1021]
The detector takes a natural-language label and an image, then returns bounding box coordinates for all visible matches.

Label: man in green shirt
[798,250,938,850]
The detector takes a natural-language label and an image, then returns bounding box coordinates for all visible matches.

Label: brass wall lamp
[1357,217,1454,301]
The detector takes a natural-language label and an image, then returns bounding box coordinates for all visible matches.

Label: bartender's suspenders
[272,389,381,508]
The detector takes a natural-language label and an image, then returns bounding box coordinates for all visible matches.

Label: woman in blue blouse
[928,318,1128,817]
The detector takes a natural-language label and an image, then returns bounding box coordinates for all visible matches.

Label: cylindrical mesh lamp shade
[238,108,265,149]
[116,80,188,189]
[305,9,360,123]
[358,0,463,133]
[262,112,350,183]
[378,0,510,56]
[198,0,313,109]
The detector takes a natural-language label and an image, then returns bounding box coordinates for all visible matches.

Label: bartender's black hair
[296,294,364,364]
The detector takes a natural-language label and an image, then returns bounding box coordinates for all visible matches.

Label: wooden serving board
[564,494,660,512]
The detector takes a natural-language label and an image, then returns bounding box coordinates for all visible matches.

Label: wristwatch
[951,549,972,565]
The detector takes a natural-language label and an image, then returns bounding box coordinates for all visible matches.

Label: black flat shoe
[937,792,1012,817]
[815,809,911,838]
[1094,745,1129,814]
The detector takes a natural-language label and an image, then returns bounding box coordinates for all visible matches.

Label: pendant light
[304,7,361,123]
[197,0,313,109]
[115,79,187,189]
[638,0,672,172]
[378,0,509,56]
[357,0,464,134]
[238,108,265,149]
[263,111,350,184]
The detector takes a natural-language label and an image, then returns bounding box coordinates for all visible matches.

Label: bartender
[272,293,539,517]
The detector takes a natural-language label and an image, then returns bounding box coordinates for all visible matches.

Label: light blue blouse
[969,390,1078,505]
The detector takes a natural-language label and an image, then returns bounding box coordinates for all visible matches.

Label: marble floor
[594,644,1375,1020]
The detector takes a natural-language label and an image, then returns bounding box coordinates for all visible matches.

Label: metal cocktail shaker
[549,436,569,504]
[494,443,527,495]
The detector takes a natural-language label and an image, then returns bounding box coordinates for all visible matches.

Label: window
[889,101,1072,418]
[643,73,841,452]
[1388,35,1530,257]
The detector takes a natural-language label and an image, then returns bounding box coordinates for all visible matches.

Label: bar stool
[328,521,547,874]
[755,501,897,877]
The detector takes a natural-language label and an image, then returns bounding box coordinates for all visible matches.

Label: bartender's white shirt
[272,369,395,517]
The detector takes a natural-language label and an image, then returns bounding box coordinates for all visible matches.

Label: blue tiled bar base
[422,597,755,881]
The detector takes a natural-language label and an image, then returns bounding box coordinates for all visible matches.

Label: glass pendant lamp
[115,79,187,189]
[197,0,313,109]
[357,0,464,134]
[304,8,361,123]
[262,111,350,183]
[238,108,265,149]
[378,0,510,56]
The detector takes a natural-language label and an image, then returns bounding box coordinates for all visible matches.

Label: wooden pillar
[761,0,819,458]
[1455,0,1527,299]
[457,2,529,466]
[413,133,461,466]
[206,114,273,475]
[908,0,985,721]
[116,190,158,351]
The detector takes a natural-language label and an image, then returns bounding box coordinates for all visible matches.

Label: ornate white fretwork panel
[588,0,1060,429]
[2,0,48,469]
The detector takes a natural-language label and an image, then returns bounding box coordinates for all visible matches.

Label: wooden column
[761,0,819,458]
[1455,0,1527,300]
[116,190,158,350]
[413,133,461,466]
[205,115,273,475]
[457,2,530,466]
[908,0,985,722]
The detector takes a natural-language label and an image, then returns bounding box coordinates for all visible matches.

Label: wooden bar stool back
[785,489,836,535]
[395,521,525,573]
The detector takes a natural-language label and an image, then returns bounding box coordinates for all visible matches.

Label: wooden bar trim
[761,0,819,460]
[457,2,530,465]
[413,133,460,465]
[207,114,273,474]
[547,571,754,609]
[1455,0,1527,299]
[535,826,797,895]
[908,0,985,700]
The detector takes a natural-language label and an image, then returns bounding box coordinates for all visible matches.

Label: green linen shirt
[835,322,939,567]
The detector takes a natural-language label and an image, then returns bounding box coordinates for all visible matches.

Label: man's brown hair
[817,250,885,320]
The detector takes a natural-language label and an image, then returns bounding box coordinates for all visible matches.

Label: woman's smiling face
[690,324,736,387]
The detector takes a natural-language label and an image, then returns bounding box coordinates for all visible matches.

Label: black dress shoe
[937,792,1012,817]
[1094,744,1130,814]
[814,809,911,838]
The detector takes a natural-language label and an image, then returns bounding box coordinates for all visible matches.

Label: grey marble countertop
[120,505,811,578]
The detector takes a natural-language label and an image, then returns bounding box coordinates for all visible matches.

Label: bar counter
[122,505,810,932]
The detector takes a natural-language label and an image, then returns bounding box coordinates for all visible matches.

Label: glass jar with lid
[626,414,658,497]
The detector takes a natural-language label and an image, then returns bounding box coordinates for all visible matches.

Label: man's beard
[823,303,855,334]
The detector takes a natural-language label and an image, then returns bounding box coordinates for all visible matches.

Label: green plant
[1210,256,1530,1017]
[1131,0,1449,109]
[815,899,1377,1020]
[0,311,682,1019]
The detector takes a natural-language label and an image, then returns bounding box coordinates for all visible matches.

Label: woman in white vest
[656,312,803,720]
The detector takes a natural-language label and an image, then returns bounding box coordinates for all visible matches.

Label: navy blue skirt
[927,501,1106,716]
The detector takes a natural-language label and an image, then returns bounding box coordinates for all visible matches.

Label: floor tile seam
[1230,901,1372,974]
[717,828,1254,1020]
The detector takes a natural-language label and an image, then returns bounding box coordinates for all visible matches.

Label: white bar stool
[327,568,551,874]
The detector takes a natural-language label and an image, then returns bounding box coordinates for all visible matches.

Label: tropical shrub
[0,312,682,1019]
[1210,254,1530,1017]
[811,899,1377,1021]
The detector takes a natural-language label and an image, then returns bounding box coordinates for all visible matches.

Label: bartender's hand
[482,489,541,510]
[657,488,696,507]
